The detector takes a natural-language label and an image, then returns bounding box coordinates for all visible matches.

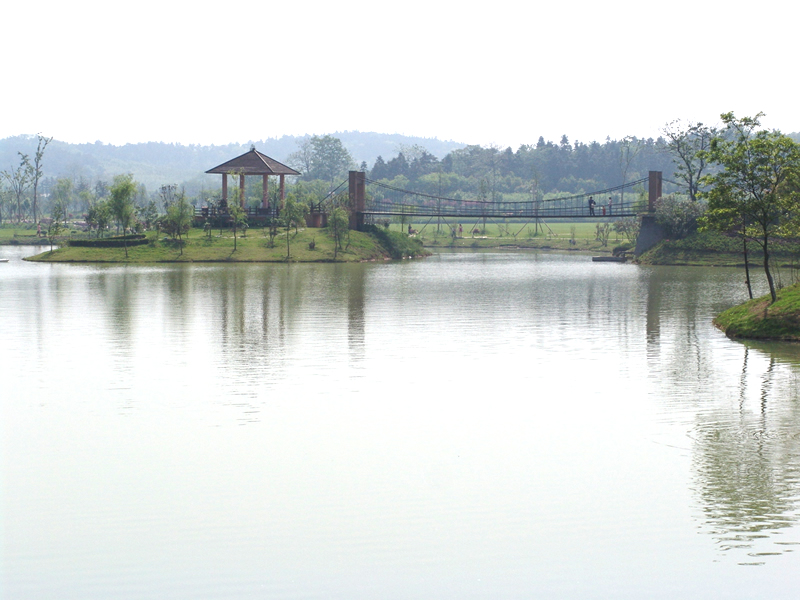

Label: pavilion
[206,146,300,212]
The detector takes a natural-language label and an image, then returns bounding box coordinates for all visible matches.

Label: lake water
[2,245,800,599]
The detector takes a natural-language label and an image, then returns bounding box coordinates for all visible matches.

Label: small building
[205,146,300,218]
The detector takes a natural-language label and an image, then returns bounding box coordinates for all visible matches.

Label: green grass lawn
[715,282,800,341]
[386,220,631,253]
[25,227,403,263]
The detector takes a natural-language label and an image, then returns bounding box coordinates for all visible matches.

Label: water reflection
[690,342,800,564]
[6,249,800,599]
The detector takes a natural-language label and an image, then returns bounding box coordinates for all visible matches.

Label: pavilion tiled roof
[206,147,300,176]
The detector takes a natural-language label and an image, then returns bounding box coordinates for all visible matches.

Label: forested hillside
[0,132,464,192]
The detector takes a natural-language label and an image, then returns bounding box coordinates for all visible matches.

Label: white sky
[3,0,797,149]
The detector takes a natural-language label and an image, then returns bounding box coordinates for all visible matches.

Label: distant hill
[0,132,465,191]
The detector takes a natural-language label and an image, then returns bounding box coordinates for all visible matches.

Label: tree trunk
[763,235,777,303]
[742,235,753,299]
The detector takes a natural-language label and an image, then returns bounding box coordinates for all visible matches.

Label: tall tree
[328,206,349,259]
[701,112,800,303]
[108,174,138,257]
[31,134,53,224]
[50,178,73,225]
[164,189,193,255]
[661,120,714,201]
[1,154,33,223]
[302,135,355,187]
[227,170,247,251]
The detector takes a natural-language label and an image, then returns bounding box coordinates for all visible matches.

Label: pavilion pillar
[262,175,269,209]
[222,174,228,202]
[280,175,286,208]
[240,174,246,208]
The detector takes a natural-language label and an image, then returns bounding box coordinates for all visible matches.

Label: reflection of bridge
[336,171,664,230]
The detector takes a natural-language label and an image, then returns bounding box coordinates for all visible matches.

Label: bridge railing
[363,177,648,219]
[363,197,643,218]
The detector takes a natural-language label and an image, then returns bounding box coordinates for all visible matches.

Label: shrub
[655,194,706,239]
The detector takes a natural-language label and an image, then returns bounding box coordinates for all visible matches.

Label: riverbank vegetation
[25,226,427,263]
[714,283,800,341]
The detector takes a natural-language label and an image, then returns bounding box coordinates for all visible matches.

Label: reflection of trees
[198,263,368,398]
[94,269,137,365]
[644,266,717,387]
[691,346,800,560]
[345,264,366,366]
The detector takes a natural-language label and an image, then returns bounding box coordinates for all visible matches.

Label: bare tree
[1,154,33,223]
[31,134,53,224]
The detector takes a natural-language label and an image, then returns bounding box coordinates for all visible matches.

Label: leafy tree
[137,200,160,230]
[227,170,248,251]
[661,120,715,202]
[50,178,73,226]
[286,138,314,175]
[87,200,111,237]
[701,112,800,303]
[162,189,193,254]
[284,194,309,235]
[108,174,138,257]
[328,206,349,259]
[228,201,247,251]
[282,196,310,259]
[654,194,705,238]
[613,216,640,243]
[293,135,354,187]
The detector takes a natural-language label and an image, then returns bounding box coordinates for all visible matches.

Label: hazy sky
[4,0,796,149]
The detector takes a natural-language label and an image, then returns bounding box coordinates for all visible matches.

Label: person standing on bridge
[588,196,596,216]
[608,197,613,215]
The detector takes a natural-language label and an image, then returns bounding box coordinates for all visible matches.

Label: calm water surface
[2,245,800,599]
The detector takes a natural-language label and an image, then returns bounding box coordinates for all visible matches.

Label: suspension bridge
[315,170,664,231]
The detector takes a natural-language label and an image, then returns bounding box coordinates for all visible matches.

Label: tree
[228,201,247,251]
[2,154,33,223]
[0,183,9,225]
[661,120,715,202]
[328,206,349,259]
[654,194,705,238]
[294,135,354,187]
[282,196,310,259]
[701,112,800,303]
[108,174,138,257]
[137,200,160,230]
[87,200,111,237]
[163,189,193,255]
[30,134,53,224]
[286,138,314,175]
[50,178,73,226]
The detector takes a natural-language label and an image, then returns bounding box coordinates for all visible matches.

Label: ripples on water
[2,246,800,599]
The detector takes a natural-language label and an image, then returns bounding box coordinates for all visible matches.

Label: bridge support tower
[634,171,665,256]
[349,170,366,231]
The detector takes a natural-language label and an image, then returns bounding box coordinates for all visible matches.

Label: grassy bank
[25,227,428,263]
[637,231,800,267]
[391,221,631,253]
[715,283,800,341]
[0,226,50,246]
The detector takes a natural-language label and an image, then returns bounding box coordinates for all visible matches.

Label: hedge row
[68,234,148,248]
